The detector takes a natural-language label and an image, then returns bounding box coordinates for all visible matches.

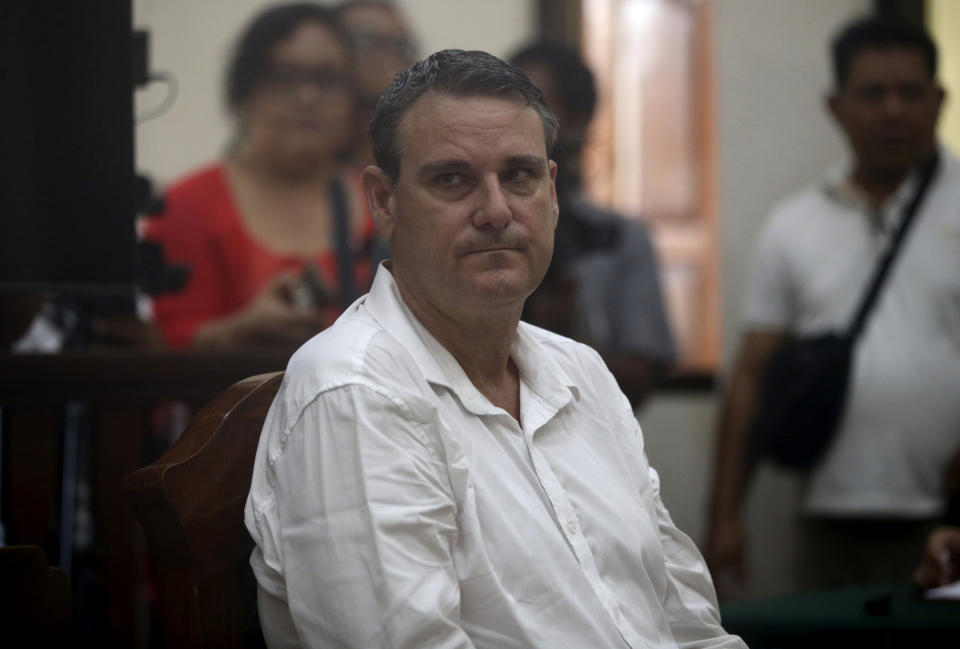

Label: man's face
[363,92,559,322]
[829,47,943,177]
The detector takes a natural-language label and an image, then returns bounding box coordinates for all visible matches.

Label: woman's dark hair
[831,16,938,89]
[225,2,348,111]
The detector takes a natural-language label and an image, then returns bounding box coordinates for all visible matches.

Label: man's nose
[473,177,513,229]
[295,82,324,104]
[880,90,906,118]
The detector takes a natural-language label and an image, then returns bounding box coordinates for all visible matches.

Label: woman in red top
[147,3,378,349]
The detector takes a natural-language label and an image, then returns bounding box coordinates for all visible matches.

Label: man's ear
[548,159,559,229]
[826,90,842,125]
[934,84,946,119]
[360,165,397,240]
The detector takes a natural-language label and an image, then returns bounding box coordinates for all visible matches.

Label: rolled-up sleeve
[263,383,476,649]
[743,213,794,331]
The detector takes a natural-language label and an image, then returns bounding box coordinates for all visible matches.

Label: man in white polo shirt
[706,16,960,592]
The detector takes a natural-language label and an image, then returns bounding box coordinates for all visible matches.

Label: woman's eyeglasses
[261,64,351,94]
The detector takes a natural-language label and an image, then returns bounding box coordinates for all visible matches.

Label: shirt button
[567,519,578,533]
[614,609,622,622]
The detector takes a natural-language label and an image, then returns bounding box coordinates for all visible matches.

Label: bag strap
[331,177,355,312]
[847,151,940,338]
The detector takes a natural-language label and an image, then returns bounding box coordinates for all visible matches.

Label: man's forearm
[709,331,785,522]
[709,370,760,522]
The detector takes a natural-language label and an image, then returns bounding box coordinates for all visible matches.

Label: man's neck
[849,165,910,208]
[849,146,937,208]
[396,280,522,420]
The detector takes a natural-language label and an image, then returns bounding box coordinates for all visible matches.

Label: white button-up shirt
[245,265,744,649]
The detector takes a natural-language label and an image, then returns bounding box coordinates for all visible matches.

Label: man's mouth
[463,246,523,256]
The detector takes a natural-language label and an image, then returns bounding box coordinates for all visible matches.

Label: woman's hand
[193,271,328,349]
[914,526,960,590]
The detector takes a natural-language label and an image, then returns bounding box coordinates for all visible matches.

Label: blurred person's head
[368,49,558,183]
[226,3,355,176]
[336,1,416,105]
[335,1,415,165]
[827,17,944,186]
[509,43,597,152]
[509,43,597,195]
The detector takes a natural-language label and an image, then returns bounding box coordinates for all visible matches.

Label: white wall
[930,0,960,152]
[133,0,536,185]
[399,0,537,61]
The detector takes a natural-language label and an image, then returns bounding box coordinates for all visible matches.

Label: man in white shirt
[245,48,745,649]
[706,16,960,593]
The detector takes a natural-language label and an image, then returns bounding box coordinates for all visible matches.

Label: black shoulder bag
[749,153,940,469]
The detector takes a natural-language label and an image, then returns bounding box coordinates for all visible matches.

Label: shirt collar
[362,263,578,416]
[513,324,580,408]
[820,149,935,227]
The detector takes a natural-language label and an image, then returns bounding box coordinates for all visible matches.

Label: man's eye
[436,173,463,186]
[506,168,535,182]
[899,84,926,101]
[270,68,299,85]
[856,86,885,103]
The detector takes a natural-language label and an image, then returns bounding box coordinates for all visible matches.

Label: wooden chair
[124,371,284,649]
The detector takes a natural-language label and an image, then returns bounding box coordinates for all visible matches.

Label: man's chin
[870,142,931,170]
[466,270,534,306]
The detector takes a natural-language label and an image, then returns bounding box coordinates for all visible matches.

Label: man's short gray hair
[369,49,559,181]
